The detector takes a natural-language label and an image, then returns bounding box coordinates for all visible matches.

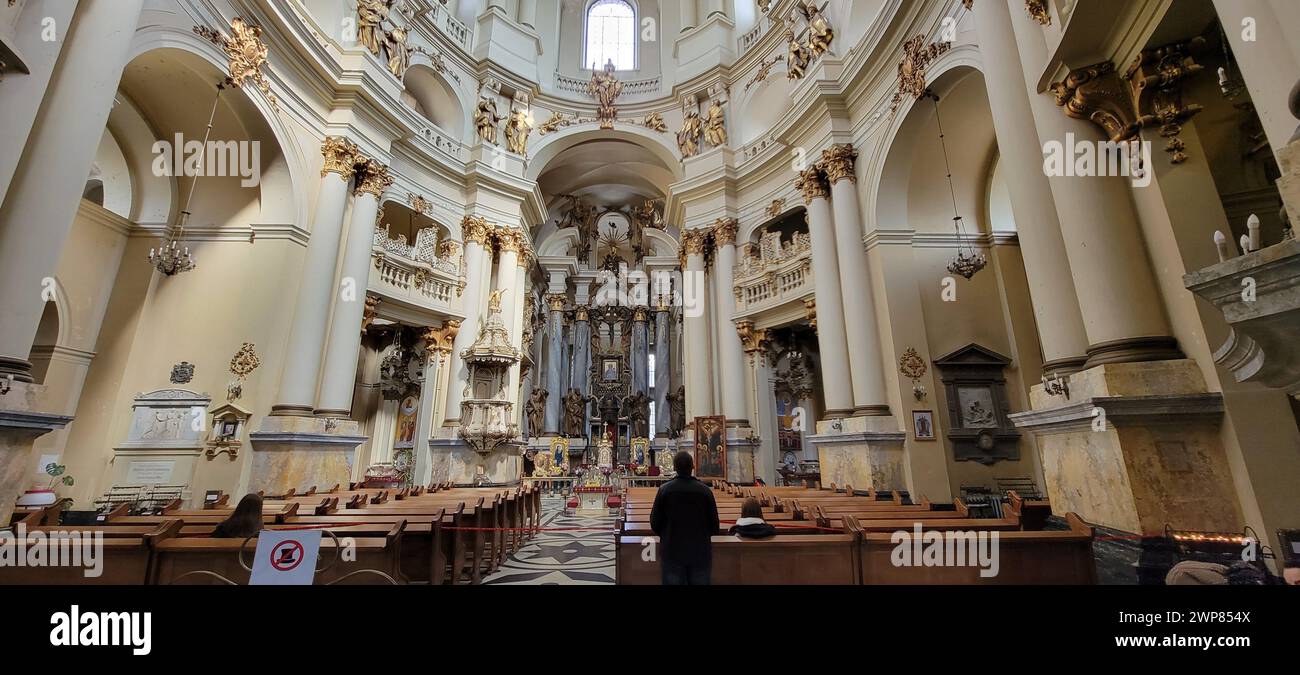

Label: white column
[681,230,713,418]
[680,0,698,31]
[653,303,672,435]
[273,138,360,414]
[316,160,392,416]
[1212,0,1300,152]
[544,293,567,433]
[442,219,491,425]
[0,0,146,381]
[821,146,891,414]
[702,0,725,20]
[517,0,537,29]
[971,1,1089,373]
[797,168,854,417]
[711,219,750,425]
[1008,0,1181,367]
[507,251,527,407]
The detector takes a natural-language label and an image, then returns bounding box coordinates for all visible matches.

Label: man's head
[673,450,694,477]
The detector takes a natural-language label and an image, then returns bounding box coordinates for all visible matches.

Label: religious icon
[395,395,418,447]
[956,386,998,428]
[912,410,936,441]
[693,415,727,479]
[602,358,620,381]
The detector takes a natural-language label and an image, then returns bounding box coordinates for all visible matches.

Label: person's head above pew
[211,494,264,539]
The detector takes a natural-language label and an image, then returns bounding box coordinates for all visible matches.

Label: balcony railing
[427,2,471,51]
[733,230,813,316]
[370,226,464,314]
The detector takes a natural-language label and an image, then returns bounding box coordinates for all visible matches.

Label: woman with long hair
[211,493,263,539]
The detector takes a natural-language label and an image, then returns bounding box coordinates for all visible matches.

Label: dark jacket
[649,475,720,566]
[728,518,778,539]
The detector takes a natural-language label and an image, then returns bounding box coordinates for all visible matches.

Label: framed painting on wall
[693,415,727,479]
[912,410,936,441]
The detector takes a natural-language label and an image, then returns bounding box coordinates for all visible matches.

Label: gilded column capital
[712,218,739,246]
[545,293,567,311]
[462,215,491,246]
[633,306,648,322]
[821,144,858,184]
[354,158,394,198]
[1049,61,1141,142]
[803,297,817,332]
[682,228,710,256]
[494,226,523,254]
[321,136,361,179]
[794,167,830,204]
[574,304,589,321]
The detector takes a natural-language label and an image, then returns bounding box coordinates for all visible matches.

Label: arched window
[585,0,636,71]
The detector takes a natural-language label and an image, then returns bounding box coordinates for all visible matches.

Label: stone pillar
[653,302,672,435]
[972,0,1089,374]
[316,159,392,416]
[1008,2,1181,368]
[272,138,361,415]
[442,217,491,426]
[680,0,698,32]
[517,0,537,29]
[820,145,891,414]
[571,305,591,396]
[544,293,566,433]
[507,252,528,410]
[737,320,774,481]
[0,0,146,381]
[711,219,750,426]
[632,307,650,395]
[415,324,456,484]
[681,229,714,419]
[796,168,854,417]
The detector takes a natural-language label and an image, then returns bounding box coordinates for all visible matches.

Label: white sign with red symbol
[249,530,321,585]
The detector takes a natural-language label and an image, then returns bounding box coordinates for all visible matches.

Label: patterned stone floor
[482,497,617,585]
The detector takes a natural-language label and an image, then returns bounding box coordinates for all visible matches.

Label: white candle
[1247,213,1261,251]
[1213,230,1232,262]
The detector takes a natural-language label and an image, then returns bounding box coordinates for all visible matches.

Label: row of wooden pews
[615,483,1096,584]
[0,482,540,585]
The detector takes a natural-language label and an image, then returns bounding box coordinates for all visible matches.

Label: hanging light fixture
[1216,24,1245,100]
[928,90,986,280]
[149,82,226,276]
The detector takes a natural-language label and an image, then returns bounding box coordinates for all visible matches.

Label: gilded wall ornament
[1124,38,1206,164]
[785,29,811,80]
[803,297,817,331]
[170,362,195,385]
[890,35,951,113]
[746,53,785,91]
[227,342,261,401]
[766,198,787,218]
[898,347,928,401]
[821,144,857,184]
[1024,0,1051,25]
[642,112,668,132]
[194,17,278,109]
[409,193,431,215]
[362,294,381,333]
[1050,61,1141,142]
[795,1,835,58]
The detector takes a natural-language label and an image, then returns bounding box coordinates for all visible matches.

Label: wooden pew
[0,520,182,585]
[616,531,861,585]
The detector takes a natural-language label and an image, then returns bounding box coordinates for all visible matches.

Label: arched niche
[736,71,794,146]
[403,63,467,139]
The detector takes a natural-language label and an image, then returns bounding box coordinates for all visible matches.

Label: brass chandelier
[927,90,986,280]
[149,83,227,276]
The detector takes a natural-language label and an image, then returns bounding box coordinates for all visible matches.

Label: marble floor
[482,498,617,585]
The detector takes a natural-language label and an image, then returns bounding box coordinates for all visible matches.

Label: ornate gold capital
[712,218,739,246]
[1024,0,1051,25]
[354,159,393,197]
[821,144,857,184]
[462,216,491,246]
[574,304,589,321]
[682,228,710,256]
[321,137,360,179]
[803,297,817,332]
[422,320,461,353]
[794,168,829,204]
[494,227,523,254]
[633,306,648,322]
[545,293,567,311]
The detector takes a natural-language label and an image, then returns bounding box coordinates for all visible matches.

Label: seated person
[211,493,264,539]
[728,497,777,539]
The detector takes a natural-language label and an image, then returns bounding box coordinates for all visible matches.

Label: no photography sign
[250,530,321,585]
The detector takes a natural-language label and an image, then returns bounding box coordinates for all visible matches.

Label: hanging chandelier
[149,83,227,276]
[928,90,986,280]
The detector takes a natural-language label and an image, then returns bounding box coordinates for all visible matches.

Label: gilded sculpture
[785,29,810,80]
[383,24,413,78]
[475,96,503,145]
[891,34,951,113]
[677,109,703,157]
[194,17,278,108]
[356,0,391,56]
[585,60,623,129]
[505,107,532,154]
[704,99,728,147]
[796,1,834,58]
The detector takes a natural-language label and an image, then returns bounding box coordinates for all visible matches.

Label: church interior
[2,0,1300,592]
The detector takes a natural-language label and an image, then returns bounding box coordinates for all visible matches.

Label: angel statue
[704,99,728,147]
[475,96,503,145]
[677,109,703,158]
[785,28,811,80]
[505,107,532,155]
[356,0,391,56]
[796,1,834,58]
